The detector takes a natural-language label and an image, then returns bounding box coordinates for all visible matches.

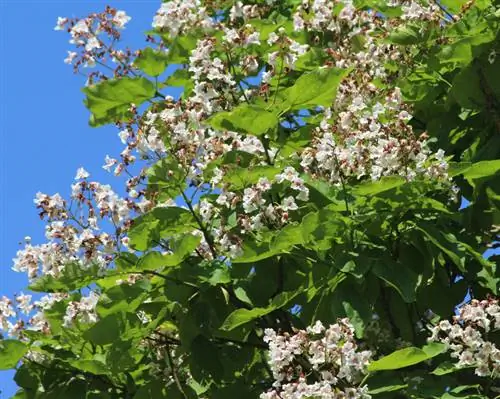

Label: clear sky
[0,1,160,396]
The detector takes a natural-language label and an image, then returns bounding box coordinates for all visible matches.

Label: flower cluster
[0,292,68,337]
[429,298,500,378]
[55,6,133,83]
[261,319,372,399]
[12,169,143,281]
[293,1,448,184]
[265,27,309,77]
[152,0,213,38]
[63,291,100,327]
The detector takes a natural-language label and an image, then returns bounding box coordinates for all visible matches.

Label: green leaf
[439,34,493,66]
[135,47,169,76]
[431,361,463,375]
[13,365,39,389]
[221,290,299,331]
[223,165,281,190]
[207,104,279,136]
[372,261,420,303]
[461,160,500,184]
[353,176,406,196]
[232,240,281,264]
[69,359,109,375]
[147,158,187,202]
[164,34,199,64]
[189,335,224,382]
[83,77,155,127]
[234,287,253,306]
[388,23,427,45]
[83,313,124,345]
[280,67,350,111]
[368,384,408,395]
[0,340,28,370]
[133,381,167,399]
[137,234,200,270]
[128,207,196,251]
[440,0,467,13]
[368,342,446,371]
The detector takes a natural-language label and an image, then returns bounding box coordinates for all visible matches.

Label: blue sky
[0,1,160,396]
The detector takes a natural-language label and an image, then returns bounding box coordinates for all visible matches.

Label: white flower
[54,17,67,31]
[281,196,298,211]
[113,10,131,29]
[16,293,33,315]
[267,32,280,45]
[85,36,101,52]
[64,51,78,65]
[71,19,89,36]
[245,31,260,46]
[75,167,90,180]
[102,155,117,172]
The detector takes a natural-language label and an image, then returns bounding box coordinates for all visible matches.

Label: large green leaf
[207,104,279,136]
[83,77,155,127]
[368,342,446,371]
[223,165,281,190]
[279,67,350,111]
[372,261,420,303]
[353,176,406,196]
[147,158,187,201]
[83,313,125,345]
[461,160,500,185]
[0,340,28,370]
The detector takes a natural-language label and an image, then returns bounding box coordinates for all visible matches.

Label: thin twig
[165,345,188,399]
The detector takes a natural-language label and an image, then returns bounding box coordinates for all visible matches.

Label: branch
[165,344,188,399]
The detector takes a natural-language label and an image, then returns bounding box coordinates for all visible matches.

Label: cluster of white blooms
[0,292,68,337]
[13,168,142,281]
[237,167,309,233]
[261,319,372,399]
[293,0,440,32]
[429,298,500,378]
[265,27,309,77]
[63,291,100,327]
[55,6,133,83]
[399,1,441,20]
[291,0,448,184]
[189,38,238,114]
[0,296,16,332]
[152,0,213,38]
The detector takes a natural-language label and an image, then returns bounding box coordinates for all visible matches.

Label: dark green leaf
[0,340,27,370]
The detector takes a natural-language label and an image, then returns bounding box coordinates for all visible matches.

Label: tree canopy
[1,0,500,398]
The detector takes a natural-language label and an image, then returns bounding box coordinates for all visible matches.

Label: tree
[1,0,500,397]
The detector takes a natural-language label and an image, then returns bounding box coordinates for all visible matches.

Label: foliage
[2,0,500,398]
